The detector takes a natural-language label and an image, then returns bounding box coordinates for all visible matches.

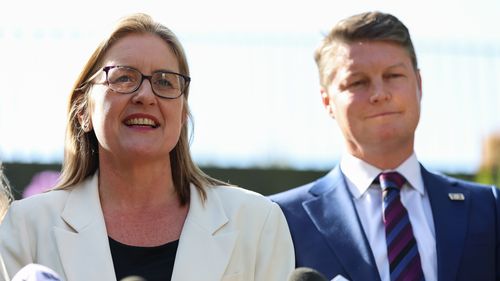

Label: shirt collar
[340,152,424,199]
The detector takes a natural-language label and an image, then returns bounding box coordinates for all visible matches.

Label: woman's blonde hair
[55,13,226,205]
[0,163,13,220]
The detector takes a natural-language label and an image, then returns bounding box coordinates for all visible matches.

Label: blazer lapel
[422,166,470,281]
[54,174,117,281]
[303,167,380,281]
[171,185,237,281]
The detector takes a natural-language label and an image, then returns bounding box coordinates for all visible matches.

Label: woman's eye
[110,74,136,84]
[115,75,133,82]
[157,79,173,87]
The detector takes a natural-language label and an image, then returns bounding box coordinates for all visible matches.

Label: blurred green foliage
[3,162,498,200]
[475,166,500,187]
[475,133,500,188]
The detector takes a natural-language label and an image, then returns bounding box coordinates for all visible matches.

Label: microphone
[12,264,61,281]
[288,267,328,281]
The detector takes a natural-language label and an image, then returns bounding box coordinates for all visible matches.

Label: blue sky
[0,0,499,173]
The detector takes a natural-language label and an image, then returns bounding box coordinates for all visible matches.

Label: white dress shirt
[340,153,437,281]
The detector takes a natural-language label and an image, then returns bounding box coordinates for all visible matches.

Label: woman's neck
[97,157,178,210]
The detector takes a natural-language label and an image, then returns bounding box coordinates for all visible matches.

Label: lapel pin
[448,193,465,201]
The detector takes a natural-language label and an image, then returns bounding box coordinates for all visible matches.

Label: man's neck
[346,142,414,170]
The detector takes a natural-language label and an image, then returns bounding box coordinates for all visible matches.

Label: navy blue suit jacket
[270,165,500,281]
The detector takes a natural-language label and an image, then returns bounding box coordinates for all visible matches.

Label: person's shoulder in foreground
[0,163,13,221]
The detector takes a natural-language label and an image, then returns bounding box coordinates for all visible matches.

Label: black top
[108,237,178,281]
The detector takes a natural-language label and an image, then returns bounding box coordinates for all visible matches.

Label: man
[271,11,500,281]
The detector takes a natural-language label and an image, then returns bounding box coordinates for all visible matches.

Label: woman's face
[88,33,185,163]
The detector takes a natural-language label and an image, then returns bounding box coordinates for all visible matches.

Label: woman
[0,14,294,281]
[0,163,13,221]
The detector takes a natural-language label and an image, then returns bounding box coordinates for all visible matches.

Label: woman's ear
[78,110,93,132]
[77,93,94,133]
[181,100,188,125]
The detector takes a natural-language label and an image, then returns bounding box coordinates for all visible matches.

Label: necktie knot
[379,172,406,191]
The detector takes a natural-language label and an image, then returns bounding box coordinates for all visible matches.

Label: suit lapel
[171,185,237,281]
[54,173,117,281]
[303,167,380,281]
[422,166,470,281]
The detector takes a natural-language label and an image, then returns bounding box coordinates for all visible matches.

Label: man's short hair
[315,11,418,87]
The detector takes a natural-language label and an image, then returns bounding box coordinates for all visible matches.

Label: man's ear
[416,69,423,100]
[321,87,336,119]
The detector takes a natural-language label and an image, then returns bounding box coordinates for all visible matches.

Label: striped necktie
[379,172,425,281]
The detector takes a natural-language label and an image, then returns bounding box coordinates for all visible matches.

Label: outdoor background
[1,0,499,197]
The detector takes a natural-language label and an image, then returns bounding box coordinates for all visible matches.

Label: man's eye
[386,73,403,79]
[348,80,366,88]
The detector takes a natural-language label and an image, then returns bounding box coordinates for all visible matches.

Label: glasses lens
[107,67,141,93]
[152,72,185,98]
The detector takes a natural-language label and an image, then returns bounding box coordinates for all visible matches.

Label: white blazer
[0,173,294,281]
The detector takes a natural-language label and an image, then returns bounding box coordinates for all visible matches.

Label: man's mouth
[367,111,401,119]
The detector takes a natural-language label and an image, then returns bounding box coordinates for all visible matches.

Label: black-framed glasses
[94,66,190,99]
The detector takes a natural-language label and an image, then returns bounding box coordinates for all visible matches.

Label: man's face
[321,41,422,157]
